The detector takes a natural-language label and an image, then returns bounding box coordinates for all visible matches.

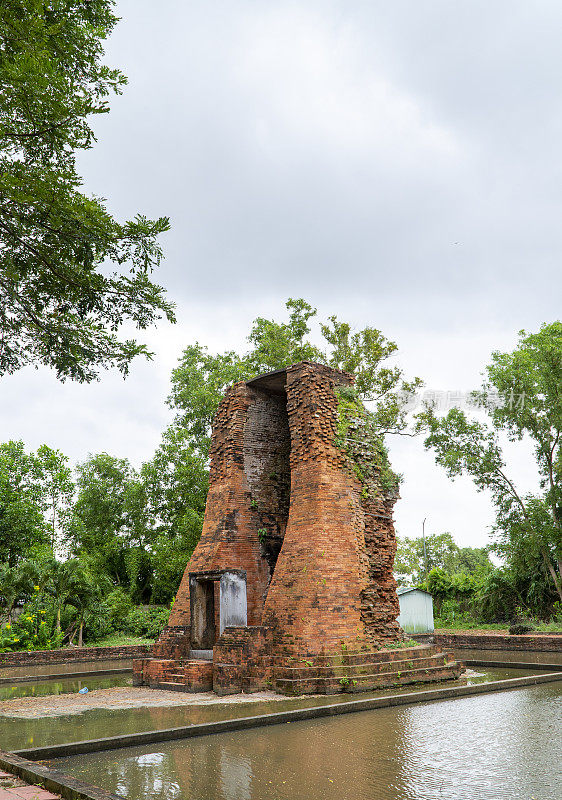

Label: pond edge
[13,670,562,761]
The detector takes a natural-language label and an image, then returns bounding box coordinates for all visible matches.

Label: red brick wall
[161,383,279,652]
[263,363,400,653]
[0,644,149,667]
[431,632,562,652]
[150,360,403,672]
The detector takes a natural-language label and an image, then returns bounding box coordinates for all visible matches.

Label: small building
[397,587,434,634]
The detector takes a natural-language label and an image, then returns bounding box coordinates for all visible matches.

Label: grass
[384,638,418,649]
[434,618,562,633]
[434,620,509,632]
[533,620,562,632]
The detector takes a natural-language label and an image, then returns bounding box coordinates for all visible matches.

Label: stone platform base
[274,644,461,695]
[134,643,461,696]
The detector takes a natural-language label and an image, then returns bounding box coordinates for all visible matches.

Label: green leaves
[0,1,174,381]
[321,316,422,430]
[0,441,50,565]
[0,0,125,164]
[247,298,323,373]
[416,323,562,608]
[395,532,492,588]
[168,344,246,457]
[168,298,420,461]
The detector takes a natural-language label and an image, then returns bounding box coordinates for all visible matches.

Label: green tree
[168,298,421,459]
[35,445,74,554]
[46,558,80,633]
[0,441,47,564]
[66,564,104,646]
[395,531,491,586]
[0,0,174,382]
[167,345,246,459]
[141,427,208,602]
[0,562,26,622]
[69,453,152,600]
[455,546,494,576]
[321,316,422,431]
[246,298,323,374]
[416,323,562,606]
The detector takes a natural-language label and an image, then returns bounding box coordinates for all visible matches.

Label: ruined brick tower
[134,362,460,694]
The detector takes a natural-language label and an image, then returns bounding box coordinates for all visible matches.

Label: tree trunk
[78,619,83,647]
[543,549,562,604]
[56,605,61,632]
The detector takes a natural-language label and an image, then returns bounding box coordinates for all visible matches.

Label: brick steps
[275,661,462,695]
[151,681,198,692]
[282,644,439,667]
[147,658,214,692]
[291,643,437,661]
[152,625,191,659]
[275,652,451,679]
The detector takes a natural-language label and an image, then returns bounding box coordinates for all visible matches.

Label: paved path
[0,770,59,799]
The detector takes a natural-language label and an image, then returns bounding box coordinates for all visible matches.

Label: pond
[0,672,132,702]
[0,667,531,752]
[48,681,562,800]
[0,658,132,679]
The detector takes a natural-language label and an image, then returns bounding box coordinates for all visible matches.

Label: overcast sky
[1,0,560,548]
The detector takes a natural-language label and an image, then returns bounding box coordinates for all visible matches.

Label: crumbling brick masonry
[134,362,460,694]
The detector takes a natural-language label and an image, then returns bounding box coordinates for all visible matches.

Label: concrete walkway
[0,769,59,799]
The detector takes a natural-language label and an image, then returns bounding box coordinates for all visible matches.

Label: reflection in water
[0,659,133,679]
[0,673,131,701]
[50,682,562,800]
[220,751,252,800]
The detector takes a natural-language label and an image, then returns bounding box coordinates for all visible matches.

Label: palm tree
[46,559,81,633]
[66,567,103,646]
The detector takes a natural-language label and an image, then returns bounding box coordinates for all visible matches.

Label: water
[0,659,132,679]
[48,681,562,800]
[0,667,528,752]
[0,673,131,701]
[454,647,562,666]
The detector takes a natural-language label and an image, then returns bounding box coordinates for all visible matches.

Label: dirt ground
[0,686,288,719]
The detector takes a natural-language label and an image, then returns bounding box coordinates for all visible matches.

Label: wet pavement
[0,769,59,800]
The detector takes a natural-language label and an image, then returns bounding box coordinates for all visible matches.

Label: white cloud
[3,0,561,553]
[235,7,461,167]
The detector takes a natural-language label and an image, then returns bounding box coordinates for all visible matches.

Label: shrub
[104,589,134,631]
[0,607,62,651]
[122,606,170,639]
[509,621,535,635]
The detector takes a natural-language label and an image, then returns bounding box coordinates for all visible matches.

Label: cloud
[3,0,561,548]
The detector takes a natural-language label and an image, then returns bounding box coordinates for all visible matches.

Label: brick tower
[134,362,460,694]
